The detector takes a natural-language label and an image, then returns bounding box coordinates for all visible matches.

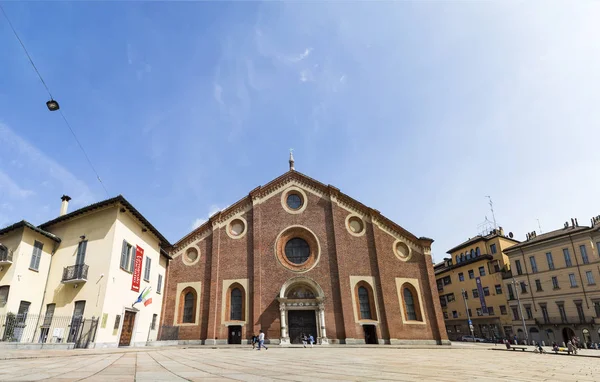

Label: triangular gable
[173,170,431,253]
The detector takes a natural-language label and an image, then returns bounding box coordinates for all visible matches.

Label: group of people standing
[250,332,315,349]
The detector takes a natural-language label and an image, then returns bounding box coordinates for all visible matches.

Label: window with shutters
[0,286,9,308]
[157,274,163,294]
[120,240,134,273]
[29,241,43,271]
[143,257,151,281]
[43,304,55,327]
[76,241,87,265]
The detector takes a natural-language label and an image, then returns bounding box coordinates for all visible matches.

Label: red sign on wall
[131,245,144,292]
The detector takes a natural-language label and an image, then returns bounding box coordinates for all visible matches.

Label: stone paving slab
[0,346,598,381]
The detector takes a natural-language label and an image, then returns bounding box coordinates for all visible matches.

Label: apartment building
[0,195,170,348]
[434,227,519,340]
[503,217,600,346]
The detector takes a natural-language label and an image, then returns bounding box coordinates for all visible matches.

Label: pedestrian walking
[251,334,257,349]
[257,330,268,351]
[308,334,314,348]
[567,340,574,355]
[302,333,308,348]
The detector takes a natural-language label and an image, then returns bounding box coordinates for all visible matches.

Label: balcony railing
[0,249,13,265]
[533,316,596,325]
[61,264,88,284]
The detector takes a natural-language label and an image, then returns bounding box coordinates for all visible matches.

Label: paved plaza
[0,344,598,382]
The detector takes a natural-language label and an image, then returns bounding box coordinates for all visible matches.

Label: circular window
[394,240,412,261]
[348,216,365,235]
[183,247,200,265]
[226,217,248,239]
[281,187,308,214]
[274,226,321,272]
[285,238,310,264]
[230,219,245,236]
[286,193,303,210]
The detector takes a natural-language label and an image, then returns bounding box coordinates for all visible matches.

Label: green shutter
[129,245,136,272]
[120,240,128,269]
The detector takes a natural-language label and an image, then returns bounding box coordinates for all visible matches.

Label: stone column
[280,302,290,345]
[319,303,329,344]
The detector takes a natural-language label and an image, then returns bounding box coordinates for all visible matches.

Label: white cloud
[0,171,35,199]
[0,123,96,208]
[286,47,313,63]
[300,69,314,82]
[191,218,206,230]
[190,204,229,230]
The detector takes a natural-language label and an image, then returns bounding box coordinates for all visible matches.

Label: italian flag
[142,287,153,306]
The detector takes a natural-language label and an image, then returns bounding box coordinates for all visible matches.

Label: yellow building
[0,195,170,348]
[434,227,519,340]
[503,217,600,346]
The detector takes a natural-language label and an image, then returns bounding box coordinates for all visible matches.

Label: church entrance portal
[288,310,317,344]
[228,325,242,344]
[363,325,378,344]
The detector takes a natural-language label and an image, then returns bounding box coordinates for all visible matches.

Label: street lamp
[512,277,529,345]
[46,99,60,111]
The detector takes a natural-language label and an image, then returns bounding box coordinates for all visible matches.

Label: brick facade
[160,170,448,345]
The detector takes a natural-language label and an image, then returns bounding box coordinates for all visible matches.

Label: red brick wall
[161,178,446,344]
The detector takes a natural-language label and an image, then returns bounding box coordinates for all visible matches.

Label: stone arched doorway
[529,327,540,345]
[562,327,575,344]
[278,277,328,345]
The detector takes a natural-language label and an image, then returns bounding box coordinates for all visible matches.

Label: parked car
[460,335,484,342]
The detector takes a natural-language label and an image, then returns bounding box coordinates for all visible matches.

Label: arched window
[476,247,481,256]
[179,287,197,324]
[230,288,242,321]
[470,249,474,257]
[402,283,423,322]
[358,286,372,319]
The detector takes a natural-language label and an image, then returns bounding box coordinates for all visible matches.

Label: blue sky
[1,2,599,261]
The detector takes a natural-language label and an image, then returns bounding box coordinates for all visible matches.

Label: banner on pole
[131,245,144,292]
[476,277,488,314]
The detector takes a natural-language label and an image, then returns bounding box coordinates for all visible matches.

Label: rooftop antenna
[537,219,543,234]
[485,196,497,229]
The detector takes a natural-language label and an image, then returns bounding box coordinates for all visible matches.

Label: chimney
[60,195,71,216]
[499,227,504,236]
[571,218,575,228]
[575,218,579,227]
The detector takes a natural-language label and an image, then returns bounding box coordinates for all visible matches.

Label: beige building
[503,217,600,346]
[0,195,170,348]
[434,228,519,340]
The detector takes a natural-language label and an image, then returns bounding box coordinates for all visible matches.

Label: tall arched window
[402,283,423,322]
[179,287,197,324]
[456,255,460,263]
[358,286,372,319]
[230,288,242,321]
[476,247,481,257]
[470,249,474,257]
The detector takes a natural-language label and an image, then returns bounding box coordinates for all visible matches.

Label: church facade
[159,159,448,345]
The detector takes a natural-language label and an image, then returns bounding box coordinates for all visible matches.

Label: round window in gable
[394,241,412,261]
[230,219,245,236]
[184,247,199,265]
[348,216,364,235]
[286,193,303,210]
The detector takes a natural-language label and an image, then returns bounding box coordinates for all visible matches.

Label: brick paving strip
[0,345,597,381]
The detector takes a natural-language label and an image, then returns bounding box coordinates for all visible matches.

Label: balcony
[534,317,596,326]
[61,264,88,284]
[0,249,13,266]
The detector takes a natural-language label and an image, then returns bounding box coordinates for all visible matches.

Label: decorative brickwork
[161,171,448,345]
